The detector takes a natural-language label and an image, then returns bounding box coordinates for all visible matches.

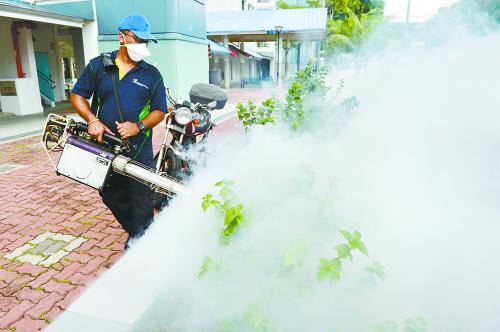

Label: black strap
[100,52,134,152]
[102,52,126,123]
[90,93,98,114]
[110,71,125,123]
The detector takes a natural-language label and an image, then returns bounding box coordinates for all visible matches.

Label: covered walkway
[0,0,98,116]
[206,8,327,88]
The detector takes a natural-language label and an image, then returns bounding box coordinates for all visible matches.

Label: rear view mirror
[208,100,217,108]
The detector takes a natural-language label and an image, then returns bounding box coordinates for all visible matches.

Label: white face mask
[120,32,151,62]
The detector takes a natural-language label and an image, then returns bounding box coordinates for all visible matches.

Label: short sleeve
[71,61,98,99]
[150,78,167,113]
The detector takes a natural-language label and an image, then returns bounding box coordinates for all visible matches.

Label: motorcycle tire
[152,149,182,210]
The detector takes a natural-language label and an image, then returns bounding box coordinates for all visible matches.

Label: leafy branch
[317,229,369,283]
[237,99,276,131]
[202,179,245,241]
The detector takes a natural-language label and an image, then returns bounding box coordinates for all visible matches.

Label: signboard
[0,81,17,96]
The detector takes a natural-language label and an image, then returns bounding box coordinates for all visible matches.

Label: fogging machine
[41,113,186,196]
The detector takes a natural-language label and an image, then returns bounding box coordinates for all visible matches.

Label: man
[70,13,167,248]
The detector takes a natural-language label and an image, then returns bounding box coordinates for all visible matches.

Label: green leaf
[365,261,385,280]
[201,194,213,212]
[339,229,352,242]
[220,186,231,201]
[198,255,214,277]
[317,257,342,282]
[357,240,369,256]
[210,199,222,208]
[373,320,399,332]
[335,243,351,260]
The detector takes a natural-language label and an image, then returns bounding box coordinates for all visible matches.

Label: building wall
[96,0,206,40]
[32,23,64,102]
[99,39,208,99]
[36,0,95,20]
[0,17,19,79]
[0,18,67,105]
[96,0,208,98]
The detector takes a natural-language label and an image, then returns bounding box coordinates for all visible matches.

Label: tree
[323,0,385,55]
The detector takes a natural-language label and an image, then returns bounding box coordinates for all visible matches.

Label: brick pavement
[0,88,270,331]
[0,135,127,331]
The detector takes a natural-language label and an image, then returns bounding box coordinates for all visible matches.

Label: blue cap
[118,13,158,44]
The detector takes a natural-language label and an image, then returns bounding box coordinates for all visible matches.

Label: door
[35,52,55,102]
[261,59,270,79]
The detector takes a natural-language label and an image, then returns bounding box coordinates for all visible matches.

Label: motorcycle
[153,83,228,209]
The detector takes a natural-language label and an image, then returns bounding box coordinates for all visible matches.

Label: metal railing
[37,70,56,103]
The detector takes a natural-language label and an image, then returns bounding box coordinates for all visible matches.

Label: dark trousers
[100,172,153,239]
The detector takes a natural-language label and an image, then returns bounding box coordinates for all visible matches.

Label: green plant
[237,99,276,132]
[317,229,369,282]
[403,317,427,332]
[219,304,281,332]
[295,61,329,95]
[364,260,385,280]
[282,81,305,131]
[198,255,222,277]
[202,179,245,240]
[323,0,384,55]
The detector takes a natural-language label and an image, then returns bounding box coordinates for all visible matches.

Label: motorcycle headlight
[174,107,192,125]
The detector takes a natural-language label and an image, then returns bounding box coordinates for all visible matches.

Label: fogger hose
[112,155,187,195]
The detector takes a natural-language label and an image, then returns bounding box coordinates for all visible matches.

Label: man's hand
[115,121,140,140]
[88,120,114,143]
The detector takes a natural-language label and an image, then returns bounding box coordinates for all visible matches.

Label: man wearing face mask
[70,13,167,249]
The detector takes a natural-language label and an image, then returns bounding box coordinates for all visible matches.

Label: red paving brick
[0,300,34,328]
[11,316,47,331]
[27,270,58,289]
[15,287,49,304]
[40,280,75,296]
[24,293,63,320]
[1,275,34,297]
[44,306,63,323]
[14,265,46,278]
[0,90,253,329]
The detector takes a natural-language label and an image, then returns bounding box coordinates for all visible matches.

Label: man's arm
[70,93,113,143]
[115,110,165,140]
[70,61,113,143]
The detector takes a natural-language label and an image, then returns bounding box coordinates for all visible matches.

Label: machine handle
[75,122,124,146]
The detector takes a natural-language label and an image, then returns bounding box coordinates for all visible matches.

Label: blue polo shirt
[72,50,167,164]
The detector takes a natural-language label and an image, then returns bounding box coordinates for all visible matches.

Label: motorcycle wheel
[153,149,182,210]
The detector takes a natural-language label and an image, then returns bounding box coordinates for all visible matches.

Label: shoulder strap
[101,52,125,123]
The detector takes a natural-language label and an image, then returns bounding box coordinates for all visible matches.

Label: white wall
[82,0,99,64]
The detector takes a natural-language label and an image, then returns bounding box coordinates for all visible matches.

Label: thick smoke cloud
[62,3,500,332]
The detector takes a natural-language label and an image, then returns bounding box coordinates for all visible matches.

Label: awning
[229,44,251,58]
[208,40,232,56]
[207,8,327,42]
[0,0,87,27]
[244,49,263,59]
[228,44,265,59]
